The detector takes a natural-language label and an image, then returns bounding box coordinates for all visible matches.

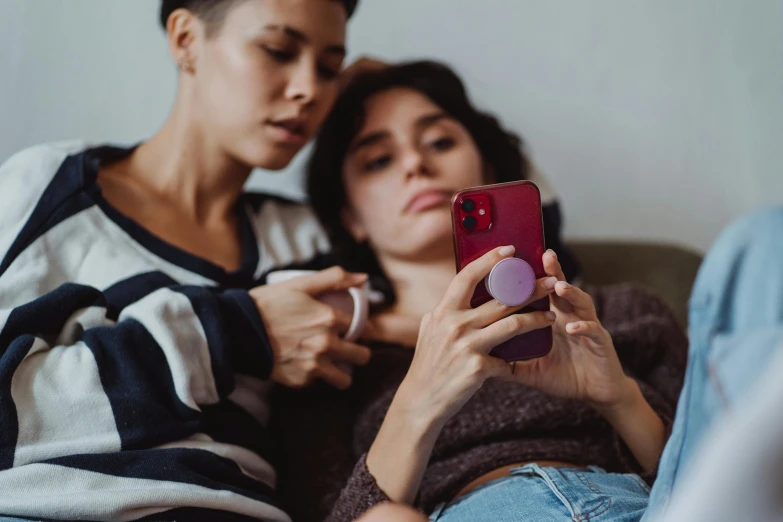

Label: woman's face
[187,0,346,170]
[342,87,487,261]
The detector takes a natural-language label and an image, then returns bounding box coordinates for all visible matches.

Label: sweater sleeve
[589,283,689,483]
[0,281,272,470]
[325,454,393,522]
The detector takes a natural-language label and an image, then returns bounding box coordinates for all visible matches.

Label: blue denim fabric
[643,206,783,521]
[429,465,649,522]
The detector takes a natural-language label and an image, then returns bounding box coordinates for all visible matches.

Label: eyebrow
[263,24,346,55]
[349,112,452,154]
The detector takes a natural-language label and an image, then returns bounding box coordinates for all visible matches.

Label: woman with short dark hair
[0,1,369,520]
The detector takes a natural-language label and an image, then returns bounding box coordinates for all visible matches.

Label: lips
[404,189,453,214]
[266,118,308,145]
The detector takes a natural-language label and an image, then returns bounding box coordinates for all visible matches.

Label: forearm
[365,385,442,505]
[594,378,666,472]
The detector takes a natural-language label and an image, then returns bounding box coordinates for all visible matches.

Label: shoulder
[0,140,91,237]
[1,140,89,184]
[0,141,91,205]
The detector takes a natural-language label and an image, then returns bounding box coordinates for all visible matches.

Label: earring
[178,58,194,73]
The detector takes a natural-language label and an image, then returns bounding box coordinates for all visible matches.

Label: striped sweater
[0,143,333,522]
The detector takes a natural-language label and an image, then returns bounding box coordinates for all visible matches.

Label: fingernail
[568,322,580,331]
[559,281,572,289]
[547,249,558,259]
[352,273,369,281]
[499,245,515,256]
[546,311,557,321]
[543,277,558,290]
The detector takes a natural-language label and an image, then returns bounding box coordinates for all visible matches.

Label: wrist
[366,383,443,504]
[591,377,644,424]
[389,382,446,442]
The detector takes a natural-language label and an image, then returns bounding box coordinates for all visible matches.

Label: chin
[416,207,453,233]
[234,142,299,171]
[402,219,454,258]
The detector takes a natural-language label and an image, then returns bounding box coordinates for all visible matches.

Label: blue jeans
[429,465,649,521]
[643,206,783,521]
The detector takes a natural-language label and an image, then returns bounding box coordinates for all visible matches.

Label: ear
[166,8,205,73]
[341,207,369,243]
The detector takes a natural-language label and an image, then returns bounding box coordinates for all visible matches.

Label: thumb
[288,267,368,296]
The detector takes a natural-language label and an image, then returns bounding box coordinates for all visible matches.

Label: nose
[403,148,435,181]
[284,62,319,107]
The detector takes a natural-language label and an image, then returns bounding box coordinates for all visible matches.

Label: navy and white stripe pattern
[0,143,333,521]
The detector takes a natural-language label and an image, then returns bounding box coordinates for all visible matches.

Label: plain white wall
[1,0,781,252]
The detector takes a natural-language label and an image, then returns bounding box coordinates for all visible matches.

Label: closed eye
[428,137,455,152]
[263,46,295,62]
[318,65,340,80]
[363,155,392,172]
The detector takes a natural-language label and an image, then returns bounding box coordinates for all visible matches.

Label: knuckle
[442,312,459,327]
[314,333,331,353]
[330,266,348,279]
[304,333,326,351]
[464,263,482,278]
[446,316,467,337]
[322,308,339,328]
[455,338,474,353]
[467,356,486,376]
[431,306,448,321]
[507,315,525,333]
[302,357,319,373]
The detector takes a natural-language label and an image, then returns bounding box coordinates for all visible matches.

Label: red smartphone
[451,180,552,362]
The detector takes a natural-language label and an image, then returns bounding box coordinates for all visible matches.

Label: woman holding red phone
[273,61,686,522]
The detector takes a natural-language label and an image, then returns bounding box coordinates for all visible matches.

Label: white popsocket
[484,257,537,307]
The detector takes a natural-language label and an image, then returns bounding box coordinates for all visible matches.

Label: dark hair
[159,0,359,34]
[306,61,533,303]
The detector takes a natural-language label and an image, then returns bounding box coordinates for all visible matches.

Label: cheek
[346,176,403,236]
[436,146,486,187]
[205,46,276,126]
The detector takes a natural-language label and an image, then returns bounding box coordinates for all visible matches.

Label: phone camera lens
[461,198,476,213]
[463,215,477,230]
